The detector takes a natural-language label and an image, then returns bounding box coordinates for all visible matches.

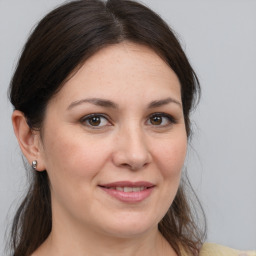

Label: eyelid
[80,113,112,128]
[146,112,177,126]
[79,112,177,129]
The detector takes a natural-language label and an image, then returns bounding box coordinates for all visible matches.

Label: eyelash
[80,112,177,129]
[147,113,177,127]
[80,114,111,129]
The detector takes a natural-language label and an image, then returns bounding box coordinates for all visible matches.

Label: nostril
[120,161,149,171]
[121,163,131,168]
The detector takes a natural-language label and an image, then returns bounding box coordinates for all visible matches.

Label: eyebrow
[67,97,181,110]
[67,98,118,110]
[148,97,182,108]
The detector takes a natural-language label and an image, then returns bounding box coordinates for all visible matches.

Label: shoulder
[199,243,256,256]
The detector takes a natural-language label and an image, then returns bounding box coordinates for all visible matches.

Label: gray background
[0,0,255,254]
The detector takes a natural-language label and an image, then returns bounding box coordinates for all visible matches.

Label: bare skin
[13,42,186,256]
[32,229,177,256]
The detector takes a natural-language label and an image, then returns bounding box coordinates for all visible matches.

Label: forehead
[50,42,181,107]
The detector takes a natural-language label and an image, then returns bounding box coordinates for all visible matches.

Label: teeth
[124,187,133,192]
[112,186,146,192]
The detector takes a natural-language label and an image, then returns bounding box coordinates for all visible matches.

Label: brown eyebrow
[148,97,182,108]
[67,97,181,110]
[67,98,118,110]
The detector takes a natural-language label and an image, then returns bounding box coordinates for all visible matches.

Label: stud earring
[32,160,38,170]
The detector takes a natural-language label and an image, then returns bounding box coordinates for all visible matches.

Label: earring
[32,160,38,170]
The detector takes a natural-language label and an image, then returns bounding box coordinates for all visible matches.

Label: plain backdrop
[0,0,255,254]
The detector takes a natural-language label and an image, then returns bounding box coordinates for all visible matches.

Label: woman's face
[39,42,187,238]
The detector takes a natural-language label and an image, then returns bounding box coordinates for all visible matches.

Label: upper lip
[99,181,155,188]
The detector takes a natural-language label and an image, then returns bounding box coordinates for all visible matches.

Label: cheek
[41,128,111,181]
[40,130,112,213]
[156,135,187,178]
[150,134,187,222]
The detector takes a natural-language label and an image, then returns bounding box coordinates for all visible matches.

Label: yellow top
[198,243,256,256]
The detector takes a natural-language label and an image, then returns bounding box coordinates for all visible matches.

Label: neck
[34,220,176,256]
[32,202,177,256]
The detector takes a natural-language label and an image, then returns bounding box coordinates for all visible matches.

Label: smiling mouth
[99,186,150,192]
[99,181,155,193]
[98,182,155,202]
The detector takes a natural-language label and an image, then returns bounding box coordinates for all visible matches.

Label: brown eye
[147,113,176,127]
[88,116,101,126]
[81,114,110,128]
[150,116,163,125]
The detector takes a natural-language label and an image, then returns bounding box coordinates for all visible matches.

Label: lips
[99,181,154,191]
[99,181,155,202]
[110,186,147,192]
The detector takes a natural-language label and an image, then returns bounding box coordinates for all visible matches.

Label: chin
[96,213,160,239]
[104,226,156,239]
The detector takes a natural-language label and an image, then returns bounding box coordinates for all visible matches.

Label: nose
[112,125,152,171]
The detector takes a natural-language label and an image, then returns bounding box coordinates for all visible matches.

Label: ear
[12,110,46,171]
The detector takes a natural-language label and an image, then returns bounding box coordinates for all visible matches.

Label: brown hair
[8,0,206,255]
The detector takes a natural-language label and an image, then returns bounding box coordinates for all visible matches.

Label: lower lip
[100,187,154,203]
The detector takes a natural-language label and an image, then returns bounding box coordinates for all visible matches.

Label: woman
[7,0,256,256]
